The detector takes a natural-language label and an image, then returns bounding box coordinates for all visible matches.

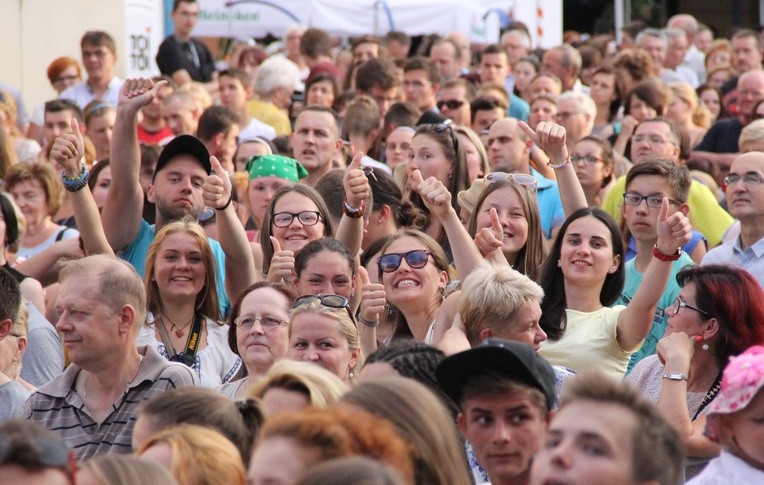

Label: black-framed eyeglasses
[632,134,676,145]
[485,171,538,191]
[571,155,604,165]
[623,193,682,208]
[234,314,287,329]
[272,210,322,227]
[436,99,465,110]
[378,249,431,273]
[431,122,460,156]
[671,296,710,318]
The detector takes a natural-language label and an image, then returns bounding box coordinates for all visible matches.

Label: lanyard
[157,312,203,361]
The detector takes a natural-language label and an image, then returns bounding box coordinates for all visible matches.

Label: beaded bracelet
[356,314,380,328]
[61,163,89,192]
[547,156,571,169]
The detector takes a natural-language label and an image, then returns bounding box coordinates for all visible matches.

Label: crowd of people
[2,0,764,483]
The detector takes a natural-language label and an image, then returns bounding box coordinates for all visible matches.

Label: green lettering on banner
[199,8,260,22]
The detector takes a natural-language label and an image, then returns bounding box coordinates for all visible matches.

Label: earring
[557,260,562,267]
[702,342,709,351]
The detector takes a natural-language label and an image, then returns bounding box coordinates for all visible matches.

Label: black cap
[153,134,211,181]
[436,339,557,410]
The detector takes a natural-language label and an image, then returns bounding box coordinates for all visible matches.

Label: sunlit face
[529,99,557,130]
[732,36,763,73]
[707,50,731,73]
[486,119,530,172]
[530,76,562,99]
[148,156,207,222]
[43,110,76,145]
[152,232,206,302]
[664,282,707,337]
[408,133,452,182]
[514,61,537,93]
[459,391,548,484]
[288,311,359,381]
[638,36,666,68]
[306,79,335,108]
[295,250,354,298]
[385,127,414,170]
[476,186,529,258]
[458,132,484,182]
[219,76,249,110]
[270,191,326,253]
[630,121,679,164]
[10,180,51,226]
[558,215,619,288]
[90,165,112,209]
[380,235,448,308]
[291,111,340,173]
[726,153,764,220]
[81,42,116,81]
[403,69,436,111]
[736,72,764,117]
[571,140,611,192]
[87,111,115,160]
[248,177,292,225]
[248,437,320,485]
[530,401,640,485]
[162,97,197,136]
[480,53,509,84]
[622,176,678,242]
[628,96,657,122]
[666,95,691,124]
[236,287,291,375]
[491,301,547,350]
[438,85,471,126]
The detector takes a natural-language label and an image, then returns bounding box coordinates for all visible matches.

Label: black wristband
[216,192,233,211]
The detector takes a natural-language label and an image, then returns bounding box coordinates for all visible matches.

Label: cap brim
[154,135,212,180]
[436,341,555,408]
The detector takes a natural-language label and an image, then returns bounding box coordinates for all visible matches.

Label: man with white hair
[663,28,700,87]
[501,29,531,68]
[667,13,707,82]
[636,28,684,85]
[555,92,595,152]
[248,56,301,136]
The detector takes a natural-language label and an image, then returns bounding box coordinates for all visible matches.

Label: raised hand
[266,236,295,284]
[655,198,692,256]
[203,156,232,210]
[358,266,386,325]
[474,207,504,256]
[344,152,371,209]
[50,118,86,177]
[519,120,568,163]
[410,169,454,221]
[118,78,168,112]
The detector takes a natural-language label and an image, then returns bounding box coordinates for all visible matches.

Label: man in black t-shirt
[156,0,216,85]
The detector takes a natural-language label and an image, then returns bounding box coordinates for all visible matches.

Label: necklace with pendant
[162,312,194,338]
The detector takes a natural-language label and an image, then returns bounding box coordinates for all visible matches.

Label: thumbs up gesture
[203,156,233,210]
[358,266,387,326]
[410,169,454,221]
[50,118,86,177]
[655,197,691,257]
[519,120,568,163]
[474,207,504,256]
[266,236,296,284]
[344,152,371,209]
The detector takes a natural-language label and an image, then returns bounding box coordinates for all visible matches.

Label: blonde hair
[144,217,220,321]
[669,81,711,128]
[177,82,213,111]
[6,162,65,217]
[739,118,764,152]
[81,454,178,485]
[249,359,349,407]
[136,424,246,485]
[289,300,364,375]
[460,265,545,346]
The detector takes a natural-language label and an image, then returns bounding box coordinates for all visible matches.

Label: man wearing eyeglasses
[601,117,733,248]
[437,79,474,126]
[702,152,764,288]
[60,31,123,110]
[0,269,30,421]
[555,92,596,152]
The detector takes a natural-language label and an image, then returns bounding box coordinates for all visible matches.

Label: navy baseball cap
[153,134,211,181]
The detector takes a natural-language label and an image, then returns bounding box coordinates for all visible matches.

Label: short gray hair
[254,56,301,96]
[558,91,596,117]
[636,28,668,49]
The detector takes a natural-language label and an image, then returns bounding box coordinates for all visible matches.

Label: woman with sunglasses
[627,265,764,478]
[287,295,363,383]
[259,154,369,282]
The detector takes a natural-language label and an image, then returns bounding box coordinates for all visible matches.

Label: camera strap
[157,312,203,360]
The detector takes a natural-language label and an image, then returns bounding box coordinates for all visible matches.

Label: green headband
[246,154,309,182]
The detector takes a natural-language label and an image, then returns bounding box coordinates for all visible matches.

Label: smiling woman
[138,218,242,387]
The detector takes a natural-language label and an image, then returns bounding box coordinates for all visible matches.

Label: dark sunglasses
[431,122,460,156]
[293,294,354,322]
[377,249,431,273]
[436,99,465,110]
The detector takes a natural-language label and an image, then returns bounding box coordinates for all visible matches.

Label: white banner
[125,0,164,77]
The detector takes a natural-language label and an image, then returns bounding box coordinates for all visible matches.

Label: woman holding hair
[223,281,295,399]
[627,266,764,477]
[287,295,362,384]
[688,345,764,483]
[520,120,692,380]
